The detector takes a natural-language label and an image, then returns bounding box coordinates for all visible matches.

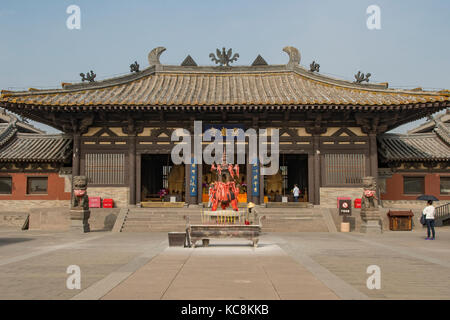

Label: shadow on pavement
[0,237,33,246]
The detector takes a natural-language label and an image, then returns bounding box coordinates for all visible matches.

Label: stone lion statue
[361,176,378,209]
[72,176,89,210]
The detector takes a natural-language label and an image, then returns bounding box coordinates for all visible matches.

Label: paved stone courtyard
[0,226,449,300]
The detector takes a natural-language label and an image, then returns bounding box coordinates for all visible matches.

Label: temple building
[0,46,448,209]
[0,109,72,211]
[378,110,450,203]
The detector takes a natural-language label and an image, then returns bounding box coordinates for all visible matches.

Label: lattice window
[324,154,366,185]
[162,165,172,189]
[280,165,288,190]
[85,153,125,185]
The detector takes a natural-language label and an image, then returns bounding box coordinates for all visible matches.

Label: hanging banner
[251,158,259,197]
[189,159,198,197]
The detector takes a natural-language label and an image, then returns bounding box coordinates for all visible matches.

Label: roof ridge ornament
[283,46,301,67]
[130,61,140,73]
[80,71,96,82]
[209,47,239,66]
[251,54,268,66]
[181,55,198,66]
[148,47,166,66]
[309,61,320,72]
[354,71,371,84]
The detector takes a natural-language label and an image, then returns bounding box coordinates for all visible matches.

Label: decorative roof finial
[130,61,140,73]
[283,46,301,67]
[80,71,96,82]
[209,48,239,66]
[310,61,320,72]
[354,71,371,84]
[148,47,166,66]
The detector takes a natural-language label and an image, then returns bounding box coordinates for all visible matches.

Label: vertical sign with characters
[251,158,259,197]
[190,159,197,197]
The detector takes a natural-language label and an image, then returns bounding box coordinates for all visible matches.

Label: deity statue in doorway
[209,163,240,211]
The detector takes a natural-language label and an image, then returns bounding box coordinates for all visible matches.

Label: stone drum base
[70,209,90,233]
[360,207,382,234]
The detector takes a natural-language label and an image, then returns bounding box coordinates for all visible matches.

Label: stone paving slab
[1,226,450,300]
[102,240,338,300]
[276,229,450,300]
[0,229,168,299]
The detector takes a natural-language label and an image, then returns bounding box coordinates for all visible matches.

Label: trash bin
[387,210,414,231]
[340,222,350,232]
[168,232,187,247]
[345,216,356,231]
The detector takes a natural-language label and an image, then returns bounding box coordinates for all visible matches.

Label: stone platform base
[360,220,382,234]
[70,209,90,233]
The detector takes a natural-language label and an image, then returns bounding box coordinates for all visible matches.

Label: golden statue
[266,169,283,195]
[168,165,185,194]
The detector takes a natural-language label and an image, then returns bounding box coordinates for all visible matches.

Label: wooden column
[259,166,264,205]
[129,134,137,206]
[136,153,141,206]
[246,161,252,203]
[197,163,203,205]
[313,135,321,205]
[308,153,315,204]
[185,162,191,204]
[72,133,81,176]
[369,133,378,179]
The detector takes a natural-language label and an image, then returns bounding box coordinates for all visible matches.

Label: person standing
[207,183,214,208]
[293,184,300,202]
[423,200,436,240]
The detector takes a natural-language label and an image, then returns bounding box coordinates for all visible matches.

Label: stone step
[125,216,194,221]
[120,206,329,232]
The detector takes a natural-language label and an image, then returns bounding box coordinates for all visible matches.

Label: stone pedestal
[360,207,382,234]
[70,209,90,233]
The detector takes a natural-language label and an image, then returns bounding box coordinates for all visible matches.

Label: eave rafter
[1,100,448,134]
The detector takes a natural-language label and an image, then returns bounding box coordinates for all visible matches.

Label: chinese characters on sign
[190,159,197,197]
[251,159,259,197]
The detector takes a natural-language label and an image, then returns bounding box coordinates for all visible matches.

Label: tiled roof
[1,45,448,111]
[408,110,450,134]
[378,133,450,162]
[0,108,45,134]
[0,123,72,162]
[1,71,448,110]
[0,122,18,147]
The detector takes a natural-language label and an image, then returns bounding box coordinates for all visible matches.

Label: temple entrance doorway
[140,154,185,202]
[264,154,308,202]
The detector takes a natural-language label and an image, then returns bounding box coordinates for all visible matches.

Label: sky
[0,0,449,133]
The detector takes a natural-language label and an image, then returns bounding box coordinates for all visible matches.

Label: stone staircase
[120,206,331,233]
[435,203,450,227]
[257,207,329,232]
[120,207,202,232]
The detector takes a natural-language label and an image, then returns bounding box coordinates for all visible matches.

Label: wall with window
[381,173,450,201]
[0,172,70,201]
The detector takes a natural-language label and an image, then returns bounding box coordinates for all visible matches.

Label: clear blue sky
[1,0,449,133]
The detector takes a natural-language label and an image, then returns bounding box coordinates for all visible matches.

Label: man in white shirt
[293,184,300,202]
[423,200,436,240]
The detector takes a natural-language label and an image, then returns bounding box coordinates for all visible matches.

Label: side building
[0,111,72,212]
[378,111,450,206]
